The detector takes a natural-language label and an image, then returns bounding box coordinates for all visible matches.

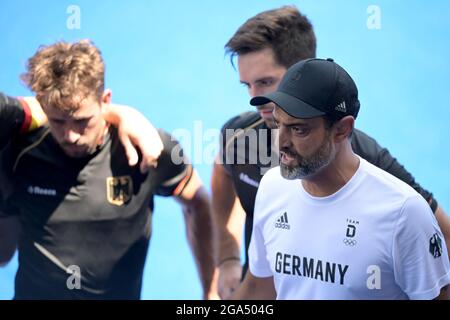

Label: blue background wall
[1,0,449,299]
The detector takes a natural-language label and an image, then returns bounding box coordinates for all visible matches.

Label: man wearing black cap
[213,5,450,300]
[232,58,450,299]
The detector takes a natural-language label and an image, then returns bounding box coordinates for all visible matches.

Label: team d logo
[106,176,133,206]
[429,233,443,258]
[343,219,359,247]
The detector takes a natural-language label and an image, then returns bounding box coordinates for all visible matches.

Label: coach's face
[43,90,111,158]
[238,48,286,129]
[273,106,335,180]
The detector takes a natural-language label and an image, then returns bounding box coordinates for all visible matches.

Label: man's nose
[63,128,80,144]
[278,126,292,149]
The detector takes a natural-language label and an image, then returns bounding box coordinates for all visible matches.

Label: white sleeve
[392,195,450,300]
[248,184,272,278]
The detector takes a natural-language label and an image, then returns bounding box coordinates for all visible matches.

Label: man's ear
[333,116,354,142]
[101,89,112,104]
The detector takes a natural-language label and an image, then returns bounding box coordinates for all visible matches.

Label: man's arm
[392,195,450,299]
[211,160,245,299]
[153,130,217,299]
[175,169,217,299]
[435,206,450,259]
[102,104,163,173]
[435,285,450,300]
[0,92,25,145]
[0,215,20,267]
[352,129,450,257]
[0,93,35,149]
[230,271,276,300]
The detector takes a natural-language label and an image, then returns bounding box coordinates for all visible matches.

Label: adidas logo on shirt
[335,101,347,113]
[275,212,290,230]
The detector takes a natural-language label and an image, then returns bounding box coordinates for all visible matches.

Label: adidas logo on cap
[335,101,347,113]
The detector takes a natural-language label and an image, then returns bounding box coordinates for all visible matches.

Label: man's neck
[301,143,360,197]
[96,123,110,147]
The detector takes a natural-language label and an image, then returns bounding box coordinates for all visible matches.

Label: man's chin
[62,146,89,158]
[280,163,305,180]
[258,110,276,128]
[64,151,87,158]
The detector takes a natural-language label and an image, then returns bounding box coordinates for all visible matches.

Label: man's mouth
[280,151,296,165]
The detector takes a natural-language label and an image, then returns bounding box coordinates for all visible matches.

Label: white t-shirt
[249,157,450,300]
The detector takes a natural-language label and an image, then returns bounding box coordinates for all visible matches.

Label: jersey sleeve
[351,129,437,212]
[153,129,193,197]
[248,182,273,278]
[392,195,450,299]
[0,93,28,149]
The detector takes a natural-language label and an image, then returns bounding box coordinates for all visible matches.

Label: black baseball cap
[250,58,360,119]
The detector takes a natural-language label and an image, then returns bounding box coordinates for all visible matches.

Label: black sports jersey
[0,123,191,299]
[220,111,437,273]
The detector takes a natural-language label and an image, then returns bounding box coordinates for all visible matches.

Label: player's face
[238,48,286,129]
[273,106,335,180]
[43,92,110,158]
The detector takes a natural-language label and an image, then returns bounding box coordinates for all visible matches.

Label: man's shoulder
[352,128,377,144]
[221,111,264,132]
[360,157,421,201]
[156,128,173,146]
[155,128,185,161]
[10,126,52,156]
[220,111,267,155]
[22,126,51,141]
[258,166,286,192]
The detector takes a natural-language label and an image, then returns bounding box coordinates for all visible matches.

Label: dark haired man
[212,6,450,299]
[233,58,450,299]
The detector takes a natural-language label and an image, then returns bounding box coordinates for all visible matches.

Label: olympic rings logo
[343,238,357,246]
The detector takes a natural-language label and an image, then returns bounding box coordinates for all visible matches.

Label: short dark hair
[225,6,316,68]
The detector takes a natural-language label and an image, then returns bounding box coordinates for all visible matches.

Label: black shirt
[0,107,191,299]
[220,111,437,273]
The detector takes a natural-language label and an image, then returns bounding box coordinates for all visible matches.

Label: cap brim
[250,91,325,119]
